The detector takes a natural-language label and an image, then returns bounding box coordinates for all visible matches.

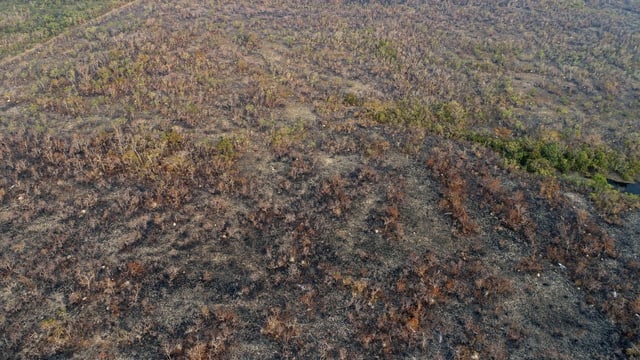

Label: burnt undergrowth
[1,0,640,359]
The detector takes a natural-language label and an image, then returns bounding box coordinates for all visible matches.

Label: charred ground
[1,1,640,359]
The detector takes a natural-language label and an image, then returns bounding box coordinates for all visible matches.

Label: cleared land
[1,1,639,359]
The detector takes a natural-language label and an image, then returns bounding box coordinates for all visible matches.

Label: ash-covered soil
[1,1,639,359]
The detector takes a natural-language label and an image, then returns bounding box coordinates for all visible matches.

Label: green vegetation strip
[466,133,640,182]
[357,95,640,183]
[0,0,130,60]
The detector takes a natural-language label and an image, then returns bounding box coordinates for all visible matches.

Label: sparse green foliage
[362,98,467,137]
[161,129,184,150]
[215,135,241,163]
[343,92,361,106]
[374,39,398,62]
